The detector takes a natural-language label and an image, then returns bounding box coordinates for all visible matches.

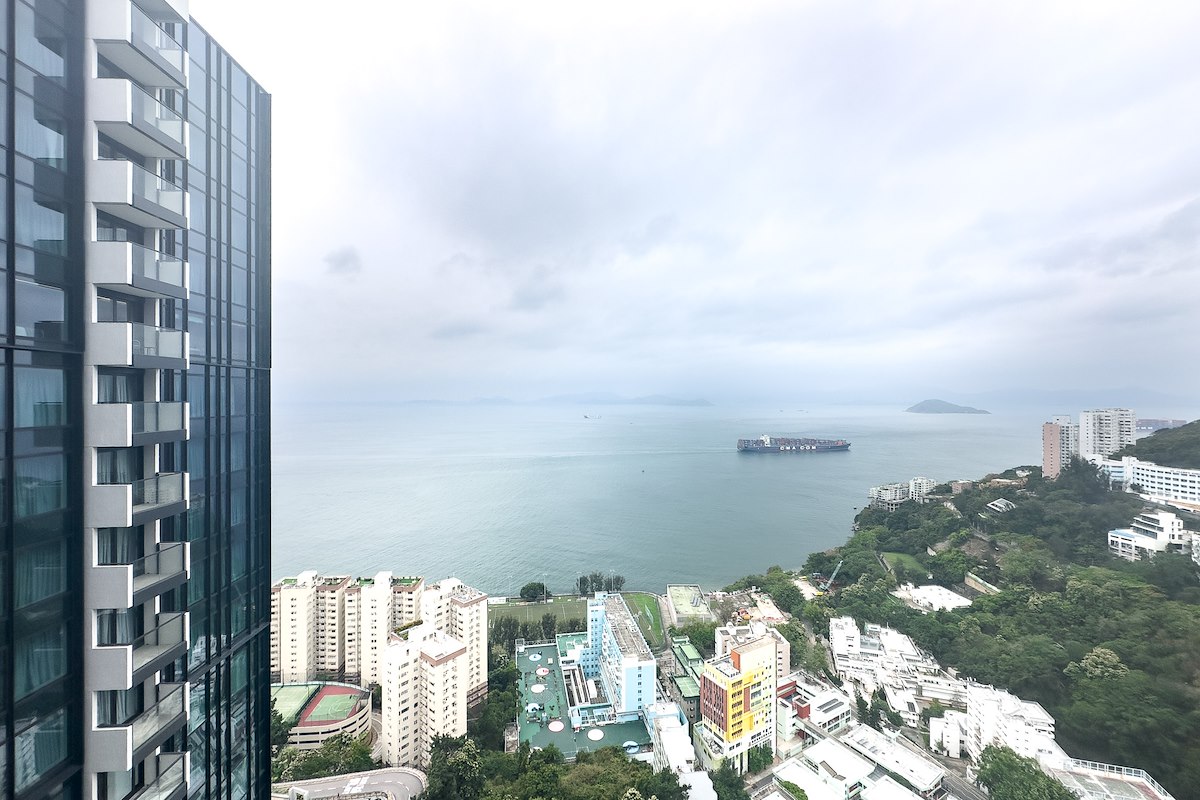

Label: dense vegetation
[271,733,375,782]
[421,736,690,800]
[1114,418,1200,469]
[519,582,553,601]
[804,460,1200,799]
[976,746,1075,800]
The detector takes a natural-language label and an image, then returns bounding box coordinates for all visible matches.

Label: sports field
[300,685,366,725]
[489,596,586,625]
[882,551,925,573]
[622,592,665,649]
[270,684,318,726]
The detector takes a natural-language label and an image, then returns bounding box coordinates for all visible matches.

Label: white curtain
[98,373,132,404]
[96,528,139,566]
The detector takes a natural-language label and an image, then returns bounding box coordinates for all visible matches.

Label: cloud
[323,247,363,276]
[194,0,1200,405]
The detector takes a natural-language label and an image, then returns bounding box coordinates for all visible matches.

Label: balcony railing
[135,752,186,800]
[122,160,185,218]
[130,2,184,76]
[131,473,184,515]
[131,682,185,753]
[131,542,187,594]
[132,613,186,674]
[132,323,186,361]
[132,84,185,149]
[131,402,186,436]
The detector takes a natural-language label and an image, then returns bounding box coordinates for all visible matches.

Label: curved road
[275,767,425,800]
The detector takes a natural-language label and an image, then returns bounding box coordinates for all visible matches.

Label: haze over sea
[271,402,1049,594]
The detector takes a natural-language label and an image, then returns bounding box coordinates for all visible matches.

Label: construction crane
[818,560,844,593]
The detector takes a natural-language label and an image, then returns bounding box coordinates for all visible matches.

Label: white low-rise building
[842,724,945,798]
[1094,456,1200,511]
[929,710,967,758]
[965,683,1059,762]
[775,672,854,758]
[891,584,972,613]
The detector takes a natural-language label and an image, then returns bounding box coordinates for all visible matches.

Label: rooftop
[604,594,653,661]
[841,724,944,792]
[1049,759,1176,800]
[515,643,652,759]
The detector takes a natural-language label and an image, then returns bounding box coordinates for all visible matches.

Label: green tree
[746,744,772,774]
[710,761,750,800]
[271,734,375,782]
[541,612,558,641]
[424,736,484,800]
[578,575,591,595]
[520,582,552,602]
[976,746,1076,800]
[777,780,809,800]
[270,697,291,749]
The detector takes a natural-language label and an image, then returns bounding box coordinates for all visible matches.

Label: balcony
[88,541,189,611]
[134,752,187,800]
[89,0,187,89]
[93,613,188,689]
[90,78,187,159]
[87,472,187,530]
[88,159,186,229]
[90,683,187,773]
[89,240,187,299]
[89,322,188,369]
[87,401,188,448]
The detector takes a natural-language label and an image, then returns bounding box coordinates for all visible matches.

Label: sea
[271,402,1044,595]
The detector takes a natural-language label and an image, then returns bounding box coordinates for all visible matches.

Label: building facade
[0,2,271,798]
[1041,415,1078,479]
[380,624,467,769]
[1079,408,1135,460]
[695,634,777,774]
[1108,510,1195,562]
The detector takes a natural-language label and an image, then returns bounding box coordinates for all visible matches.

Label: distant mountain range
[905,398,990,415]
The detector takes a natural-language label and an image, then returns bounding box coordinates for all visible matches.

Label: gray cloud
[323,247,363,276]
[195,0,1200,406]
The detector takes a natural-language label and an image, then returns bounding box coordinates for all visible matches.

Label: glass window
[15,186,66,255]
[14,366,64,426]
[15,540,64,607]
[15,4,65,80]
[15,454,65,517]
[14,279,66,341]
[15,92,65,169]
[15,624,66,697]
[14,708,67,791]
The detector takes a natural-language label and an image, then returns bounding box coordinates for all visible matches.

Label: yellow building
[695,634,777,773]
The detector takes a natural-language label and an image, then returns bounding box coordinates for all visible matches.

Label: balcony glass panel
[132,402,185,435]
[131,542,186,588]
[132,473,184,513]
[129,241,185,286]
[131,323,185,360]
[102,682,185,753]
[132,85,185,148]
[132,613,186,673]
[138,753,186,800]
[128,161,185,216]
[130,4,184,74]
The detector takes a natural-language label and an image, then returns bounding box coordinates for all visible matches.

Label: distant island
[905,398,990,414]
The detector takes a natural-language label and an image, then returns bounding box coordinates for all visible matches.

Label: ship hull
[737,437,850,452]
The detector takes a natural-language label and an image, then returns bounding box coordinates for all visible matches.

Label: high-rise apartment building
[420,579,488,707]
[1,1,270,797]
[380,623,468,769]
[1042,415,1079,479]
[1079,408,1135,460]
[695,633,777,774]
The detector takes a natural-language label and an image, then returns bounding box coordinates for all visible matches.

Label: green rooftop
[556,631,588,660]
[672,674,700,698]
[270,684,319,726]
[515,644,651,760]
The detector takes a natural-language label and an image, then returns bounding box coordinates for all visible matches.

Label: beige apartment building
[421,578,490,706]
[381,623,470,768]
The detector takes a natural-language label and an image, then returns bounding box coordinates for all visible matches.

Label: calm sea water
[270,403,1042,594]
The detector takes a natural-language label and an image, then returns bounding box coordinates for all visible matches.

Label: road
[370,710,383,760]
[943,772,988,800]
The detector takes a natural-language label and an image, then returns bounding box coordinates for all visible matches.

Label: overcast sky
[192,1,1200,407]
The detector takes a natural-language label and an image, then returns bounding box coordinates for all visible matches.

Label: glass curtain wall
[2,0,86,797]
[183,23,271,800]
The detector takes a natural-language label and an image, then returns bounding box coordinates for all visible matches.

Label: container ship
[737,435,851,453]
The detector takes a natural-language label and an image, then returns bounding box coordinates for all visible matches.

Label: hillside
[1114,418,1200,469]
[905,398,989,414]
[802,462,1200,798]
